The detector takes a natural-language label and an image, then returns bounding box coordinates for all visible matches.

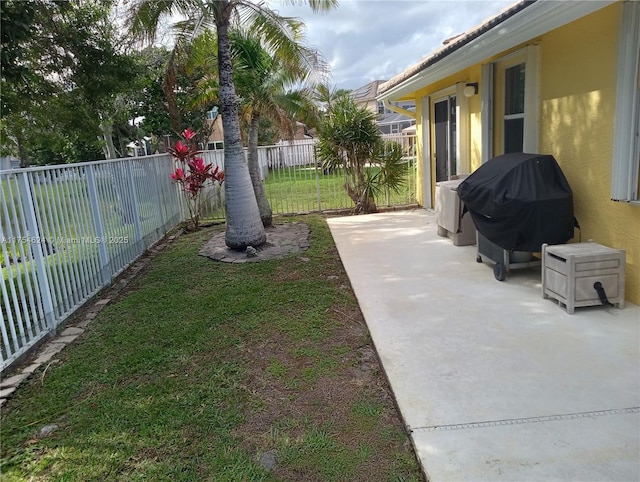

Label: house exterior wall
[362,99,379,114]
[409,2,639,303]
[537,3,639,304]
[206,116,225,144]
[413,66,480,206]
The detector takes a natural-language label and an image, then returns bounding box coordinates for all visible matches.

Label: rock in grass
[258,450,277,471]
[37,424,59,438]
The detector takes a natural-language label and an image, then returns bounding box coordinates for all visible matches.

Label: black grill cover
[457,153,575,252]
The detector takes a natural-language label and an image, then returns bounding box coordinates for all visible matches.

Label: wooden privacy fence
[0,134,417,371]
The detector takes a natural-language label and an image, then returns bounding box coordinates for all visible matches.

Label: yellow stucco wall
[538,3,639,303]
[409,2,639,303]
[413,66,483,206]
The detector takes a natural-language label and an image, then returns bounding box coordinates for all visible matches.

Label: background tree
[1,0,143,165]
[132,45,217,152]
[128,0,337,248]
[229,28,327,227]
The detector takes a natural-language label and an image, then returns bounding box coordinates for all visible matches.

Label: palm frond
[125,0,199,43]
[375,141,407,194]
[235,2,330,87]
[276,0,339,13]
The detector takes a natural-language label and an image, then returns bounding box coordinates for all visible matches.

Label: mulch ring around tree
[199,222,310,263]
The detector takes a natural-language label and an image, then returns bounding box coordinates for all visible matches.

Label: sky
[271,0,516,91]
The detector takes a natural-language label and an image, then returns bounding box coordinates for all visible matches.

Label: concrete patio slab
[327,209,640,481]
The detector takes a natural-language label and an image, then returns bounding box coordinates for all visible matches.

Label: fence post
[125,161,143,252]
[86,165,112,285]
[314,147,322,212]
[17,172,56,334]
[151,157,167,232]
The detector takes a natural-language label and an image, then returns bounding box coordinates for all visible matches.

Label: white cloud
[272,0,515,90]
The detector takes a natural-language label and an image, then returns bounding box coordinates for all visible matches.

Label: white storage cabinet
[542,242,626,314]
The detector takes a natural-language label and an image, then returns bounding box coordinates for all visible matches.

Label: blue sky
[272,0,516,90]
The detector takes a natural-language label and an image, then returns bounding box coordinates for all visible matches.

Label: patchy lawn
[0,215,423,481]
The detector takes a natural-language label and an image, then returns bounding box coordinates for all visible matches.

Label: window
[487,46,539,158]
[377,101,385,115]
[504,63,525,154]
[612,1,640,202]
[206,141,223,151]
[397,101,416,111]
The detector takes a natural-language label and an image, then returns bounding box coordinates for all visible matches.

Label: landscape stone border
[0,232,183,409]
[1,221,313,407]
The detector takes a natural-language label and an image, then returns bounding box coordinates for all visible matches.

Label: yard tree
[127,0,338,249]
[188,28,325,227]
[312,84,350,117]
[228,28,327,227]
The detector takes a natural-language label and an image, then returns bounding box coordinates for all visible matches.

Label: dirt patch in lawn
[226,289,420,480]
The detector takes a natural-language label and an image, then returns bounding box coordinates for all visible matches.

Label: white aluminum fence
[0,135,417,371]
[201,136,417,216]
[0,154,180,371]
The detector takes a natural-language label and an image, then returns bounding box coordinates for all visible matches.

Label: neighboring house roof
[377,111,416,127]
[348,80,416,130]
[378,0,615,101]
[350,79,387,103]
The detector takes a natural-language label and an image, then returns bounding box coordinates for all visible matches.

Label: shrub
[169,129,224,230]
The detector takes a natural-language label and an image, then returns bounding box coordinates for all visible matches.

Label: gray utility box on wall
[542,241,626,314]
[435,177,475,246]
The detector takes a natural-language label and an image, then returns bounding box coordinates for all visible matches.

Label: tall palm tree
[127,0,337,249]
[230,28,326,227]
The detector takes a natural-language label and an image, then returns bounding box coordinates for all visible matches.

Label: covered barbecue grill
[457,152,576,280]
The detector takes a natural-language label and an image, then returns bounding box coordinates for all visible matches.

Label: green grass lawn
[264,163,417,214]
[0,215,423,481]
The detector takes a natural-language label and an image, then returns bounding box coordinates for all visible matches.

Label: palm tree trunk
[217,10,266,250]
[247,111,273,227]
[163,49,182,134]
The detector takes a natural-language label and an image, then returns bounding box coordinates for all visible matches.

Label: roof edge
[377,0,615,101]
[378,0,535,96]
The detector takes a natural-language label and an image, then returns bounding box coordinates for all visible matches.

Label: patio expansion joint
[409,407,640,433]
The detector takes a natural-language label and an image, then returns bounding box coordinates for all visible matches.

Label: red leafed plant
[170,128,224,230]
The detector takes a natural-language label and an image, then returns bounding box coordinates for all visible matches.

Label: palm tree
[127,0,337,249]
[229,28,326,227]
